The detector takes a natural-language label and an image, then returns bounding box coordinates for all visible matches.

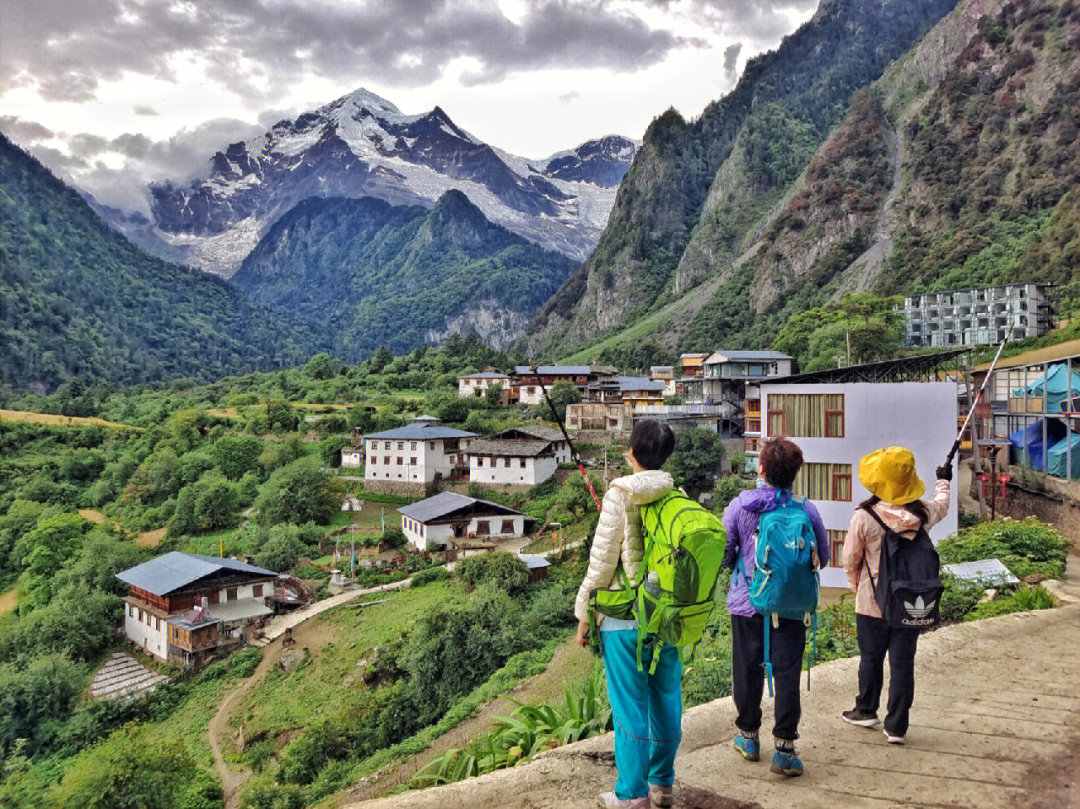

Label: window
[503,458,511,467]
[767,409,786,436]
[501,519,515,534]
[397,456,403,465]
[477,457,485,467]
[827,529,847,568]
[411,442,417,450]
[792,462,853,501]
[155,617,161,631]
[227,588,237,602]
[384,442,391,450]
[397,442,404,450]
[429,442,436,450]
[476,520,490,535]
[129,605,135,617]
[766,394,845,437]
[384,456,391,465]
[253,584,263,598]
[410,457,417,465]
[520,459,527,468]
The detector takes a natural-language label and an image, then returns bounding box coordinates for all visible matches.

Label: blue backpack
[737,492,820,694]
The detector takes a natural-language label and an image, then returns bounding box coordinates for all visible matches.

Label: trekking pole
[529,364,603,512]
[945,321,1015,468]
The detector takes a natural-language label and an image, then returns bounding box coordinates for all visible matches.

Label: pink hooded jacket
[843,479,951,618]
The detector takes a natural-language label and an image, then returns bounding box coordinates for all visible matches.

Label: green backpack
[589,490,727,672]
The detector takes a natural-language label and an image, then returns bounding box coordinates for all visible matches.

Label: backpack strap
[763,613,776,698]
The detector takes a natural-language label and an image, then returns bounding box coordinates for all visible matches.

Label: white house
[398,492,533,551]
[340,447,363,468]
[364,417,477,492]
[650,366,678,397]
[744,377,959,588]
[701,350,793,405]
[513,365,614,405]
[458,371,512,399]
[116,553,276,666]
[469,439,558,487]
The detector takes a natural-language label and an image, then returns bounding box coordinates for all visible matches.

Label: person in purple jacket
[721,437,829,777]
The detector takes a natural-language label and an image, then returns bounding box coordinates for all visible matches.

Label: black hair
[629,420,675,470]
[760,437,803,489]
[858,494,929,524]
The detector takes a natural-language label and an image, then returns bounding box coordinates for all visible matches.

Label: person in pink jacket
[841,446,951,744]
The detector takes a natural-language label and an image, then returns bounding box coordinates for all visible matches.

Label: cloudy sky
[1,0,816,212]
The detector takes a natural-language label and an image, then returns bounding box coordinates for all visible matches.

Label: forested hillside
[527,0,958,357]
[0,136,323,393]
[231,190,577,357]
[532,0,1080,361]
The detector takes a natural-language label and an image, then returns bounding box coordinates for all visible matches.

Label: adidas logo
[903,595,936,618]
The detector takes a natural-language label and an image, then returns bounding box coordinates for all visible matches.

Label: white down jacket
[573,470,674,622]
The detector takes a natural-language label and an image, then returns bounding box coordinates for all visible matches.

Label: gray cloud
[646,0,818,42]
[133,104,159,116]
[723,42,743,82]
[2,0,696,105]
[11,117,264,214]
[0,115,54,142]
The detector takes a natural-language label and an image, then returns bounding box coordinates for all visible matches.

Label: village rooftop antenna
[529,364,603,512]
[945,320,1015,468]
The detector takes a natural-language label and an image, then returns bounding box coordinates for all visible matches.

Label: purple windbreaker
[721,487,830,618]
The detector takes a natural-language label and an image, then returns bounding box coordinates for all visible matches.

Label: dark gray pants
[731,613,806,741]
[855,613,920,737]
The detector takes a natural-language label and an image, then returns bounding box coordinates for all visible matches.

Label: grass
[0,588,19,617]
[0,408,141,431]
[233,584,462,741]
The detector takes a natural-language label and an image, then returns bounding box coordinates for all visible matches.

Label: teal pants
[601,630,683,801]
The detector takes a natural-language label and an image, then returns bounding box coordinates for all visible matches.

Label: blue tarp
[1046,433,1080,480]
[1012,364,1080,413]
[1009,418,1067,471]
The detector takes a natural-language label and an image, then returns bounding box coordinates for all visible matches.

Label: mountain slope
[549,0,1080,361]
[230,190,577,357]
[0,134,322,393]
[108,89,636,275]
[527,0,958,357]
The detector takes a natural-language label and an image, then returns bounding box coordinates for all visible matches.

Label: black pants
[731,613,806,741]
[855,614,920,737]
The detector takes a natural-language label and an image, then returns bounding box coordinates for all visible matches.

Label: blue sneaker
[733,733,760,761]
[771,748,804,777]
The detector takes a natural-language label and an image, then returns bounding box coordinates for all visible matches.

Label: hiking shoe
[733,733,760,761]
[770,749,804,777]
[883,728,905,745]
[842,709,880,728]
[596,792,650,809]
[649,784,673,808]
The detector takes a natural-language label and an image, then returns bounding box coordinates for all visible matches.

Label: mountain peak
[325,87,403,118]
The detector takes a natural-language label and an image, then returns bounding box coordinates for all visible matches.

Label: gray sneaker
[842,709,880,727]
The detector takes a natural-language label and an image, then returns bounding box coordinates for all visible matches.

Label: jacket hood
[870,501,925,534]
[733,486,786,513]
[611,470,674,506]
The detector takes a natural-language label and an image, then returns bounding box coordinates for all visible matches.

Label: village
[108,283,1080,679]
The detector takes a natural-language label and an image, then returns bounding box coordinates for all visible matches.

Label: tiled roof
[460,372,509,379]
[468,438,553,457]
[706,350,792,362]
[496,426,565,443]
[514,365,593,376]
[616,376,666,392]
[117,552,275,597]
[365,423,477,440]
[397,492,524,523]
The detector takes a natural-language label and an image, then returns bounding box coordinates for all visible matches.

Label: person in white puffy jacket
[574,420,680,809]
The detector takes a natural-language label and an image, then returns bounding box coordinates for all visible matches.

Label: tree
[304,353,335,380]
[15,513,87,607]
[484,382,505,409]
[0,652,84,757]
[665,427,726,496]
[168,474,239,536]
[256,458,344,527]
[543,381,581,422]
[212,434,263,480]
[254,524,311,572]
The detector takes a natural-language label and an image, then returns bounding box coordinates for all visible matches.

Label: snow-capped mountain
[120,88,637,276]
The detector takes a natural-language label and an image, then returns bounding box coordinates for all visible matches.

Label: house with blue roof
[116,552,277,666]
[363,416,478,495]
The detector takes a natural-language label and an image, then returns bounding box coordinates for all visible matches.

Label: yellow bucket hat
[858,446,925,505]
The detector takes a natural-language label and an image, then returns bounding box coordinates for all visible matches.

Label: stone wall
[997,482,1080,545]
[363,479,437,498]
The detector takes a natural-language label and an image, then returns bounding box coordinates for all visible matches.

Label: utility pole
[845,331,852,366]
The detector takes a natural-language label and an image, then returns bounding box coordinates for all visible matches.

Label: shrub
[455,552,530,595]
[228,647,262,678]
[938,573,987,624]
[411,566,451,588]
[712,474,754,514]
[256,458,344,527]
[937,518,1069,578]
[964,585,1055,621]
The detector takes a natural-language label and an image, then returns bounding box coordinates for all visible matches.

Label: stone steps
[88,652,170,702]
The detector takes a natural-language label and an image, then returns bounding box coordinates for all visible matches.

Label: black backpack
[862,507,942,630]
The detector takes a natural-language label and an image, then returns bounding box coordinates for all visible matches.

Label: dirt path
[333,637,596,805]
[0,588,18,617]
[208,578,415,808]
